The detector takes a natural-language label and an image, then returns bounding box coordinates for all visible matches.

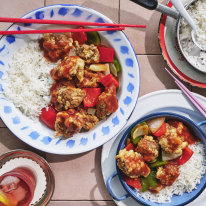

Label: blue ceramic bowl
[107,112,206,206]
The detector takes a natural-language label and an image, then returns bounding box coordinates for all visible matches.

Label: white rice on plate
[136,142,205,203]
[2,40,58,120]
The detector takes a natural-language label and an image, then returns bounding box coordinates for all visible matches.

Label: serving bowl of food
[107,112,206,206]
[0,4,140,154]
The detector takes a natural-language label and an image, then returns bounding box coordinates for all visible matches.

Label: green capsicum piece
[149,160,168,168]
[86,31,101,45]
[147,171,157,188]
[113,57,122,72]
[140,177,148,192]
[132,135,143,145]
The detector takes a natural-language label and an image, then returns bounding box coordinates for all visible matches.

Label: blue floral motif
[128,73,134,78]
[4,106,12,114]
[80,137,88,146]
[24,17,32,27]
[0,84,3,91]
[29,131,40,140]
[58,7,69,16]
[102,126,110,135]
[72,8,82,17]
[127,82,134,93]
[123,96,132,106]
[35,11,44,19]
[114,38,121,41]
[106,30,117,35]
[126,58,133,67]
[12,116,20,124]
[6,35,15,44]
[50,10,54,18]
[112,116,119,127]
[56,139,62,145]
[93,133,96,140]
[86,14,93,20]
[0,71,3,79]
[0,61,4,65]
[95,17,105,23]
[120,46,129,54]
[41,136,52,145]
[120,108,124,115]
[0,45,5,53]
[21,126,29,130]
[66,139,75,148]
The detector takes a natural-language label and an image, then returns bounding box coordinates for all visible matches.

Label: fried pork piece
[76,69,105,88]
[158,123,188,154]
[55,109,84,138]
[96,85,118,119]
[78,108,99,130]
[136,135,159,162]
[41,33,73,62]
[50,56,85,82]
[76,44,100,64]
[156,162,179,186]
[50,80,86,111]
[116,149,150,178]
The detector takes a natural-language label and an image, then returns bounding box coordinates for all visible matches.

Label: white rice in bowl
[179,0,206,70]
[136,142,205,203]
[2,40,58,120]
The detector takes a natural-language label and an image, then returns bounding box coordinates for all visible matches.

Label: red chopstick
[0,17,146,28]
[0,27,125,35]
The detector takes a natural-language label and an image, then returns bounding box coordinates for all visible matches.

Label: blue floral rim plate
[0,4,140,154]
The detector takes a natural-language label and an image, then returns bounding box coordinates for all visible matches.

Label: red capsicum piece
[125,143,135,151]
[72,27,87,45]
[82,88,101,107]
[39,106,57,130]
[124,176,142,189]
[177,146,194,165]
[98,46,115,62]
[153,122,167,137]
[100,74,119,88]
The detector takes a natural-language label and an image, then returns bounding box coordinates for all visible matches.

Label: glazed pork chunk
[158,123,188,154]
[76,44,100,64]
[41,33,73,62]
[76,69,105,88]
[137,135,159,162]
[116,149,150,178]
[55,109,84,138]
[156,162,180,186]
[50,56,85,82]
[50,81,86,111]
[96,85,118,119]
[78,108,99,130]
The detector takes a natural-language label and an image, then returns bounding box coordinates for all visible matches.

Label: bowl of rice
[178,0,206,73]
[107,112,206,206]
[0,5,140,154]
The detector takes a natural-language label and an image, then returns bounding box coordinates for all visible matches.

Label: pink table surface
[0,0,205,205]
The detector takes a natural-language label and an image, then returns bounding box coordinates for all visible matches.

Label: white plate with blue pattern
[0,5,140,154]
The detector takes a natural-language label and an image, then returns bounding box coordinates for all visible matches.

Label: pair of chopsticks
[165,67,206,118]
[0,17,146,35]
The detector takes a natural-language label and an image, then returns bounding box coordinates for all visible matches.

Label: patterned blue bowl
[107,112,206,206]
[0,5,140,154]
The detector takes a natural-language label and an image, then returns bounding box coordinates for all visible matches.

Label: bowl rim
[116,112,206,206]
[0,4,140,155]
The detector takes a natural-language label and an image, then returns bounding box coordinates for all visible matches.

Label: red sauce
[167,120,196,144]
[106,85,118,113]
